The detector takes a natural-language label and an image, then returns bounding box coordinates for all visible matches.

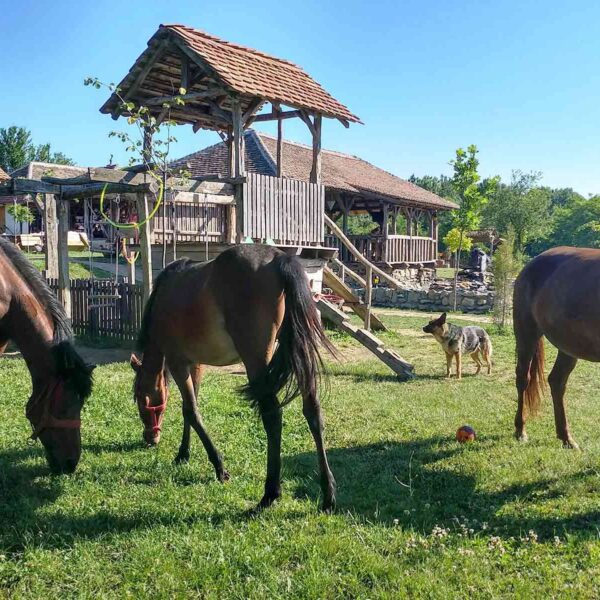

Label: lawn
[2,311,600,597]
[22,250,113,279]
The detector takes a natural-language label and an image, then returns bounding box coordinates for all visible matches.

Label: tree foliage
[443,227,472,254]
[0,126,74,172]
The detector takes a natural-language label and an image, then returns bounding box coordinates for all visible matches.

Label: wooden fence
[243,173,324,245]
[47,278,144,341]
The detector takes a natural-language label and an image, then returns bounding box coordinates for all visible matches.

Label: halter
[27,380,81,440]
[138,396,168,437]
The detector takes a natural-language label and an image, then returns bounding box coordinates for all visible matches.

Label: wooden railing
[151,201,229,244]
[243,173,324,245]
[325,233,436,264]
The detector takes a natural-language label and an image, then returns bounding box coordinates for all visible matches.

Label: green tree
[449,145,497,309]
[7,203,34,235]
[483,171,551,253]
[0,126,74,172]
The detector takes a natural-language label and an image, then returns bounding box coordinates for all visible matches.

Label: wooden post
[364,264,372,331]
[136,192,153,303]
[382,202,389,263]
[232,99,244,178]
[57,195,71,319]
[276,110,283,177]
[128,257,136,285]
[310,114,322,185]
[44,194,59,278]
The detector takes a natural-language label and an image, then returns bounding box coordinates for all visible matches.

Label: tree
[483,171,551,253]
[7,203,34,235]
[0,126,74,172]
[449,145,497,309]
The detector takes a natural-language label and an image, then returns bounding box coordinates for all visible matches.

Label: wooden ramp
[323,266,387,332]
[317,298,415,380]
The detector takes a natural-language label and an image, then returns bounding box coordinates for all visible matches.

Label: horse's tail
[248,254,336,409]
[523,337,546,416]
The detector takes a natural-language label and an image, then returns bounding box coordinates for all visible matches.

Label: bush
[491,228,523,331]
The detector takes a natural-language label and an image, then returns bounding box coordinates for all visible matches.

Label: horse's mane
[0,238,93,400]
[137,258,195,351]
[0,237,72,343]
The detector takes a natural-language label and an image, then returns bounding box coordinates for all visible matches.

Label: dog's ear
[439,312,447,324]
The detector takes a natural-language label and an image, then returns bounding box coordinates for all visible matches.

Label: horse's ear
[439,312,447,323]
[130,354,142,372]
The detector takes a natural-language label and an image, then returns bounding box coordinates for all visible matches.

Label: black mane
[0,237,72,343]
[0,238,93,400]
[137,258,194,351]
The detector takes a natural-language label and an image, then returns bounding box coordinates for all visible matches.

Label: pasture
[1,310,600,598]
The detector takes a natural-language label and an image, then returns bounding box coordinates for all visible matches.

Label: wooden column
[231,99,244,178]
[382,202,389,262]
[310,114,322,185]
[44,194,59,278]
[276,110,284,177]
[136,192,153,303]
[364,264,372,331]
[57,196,71,319]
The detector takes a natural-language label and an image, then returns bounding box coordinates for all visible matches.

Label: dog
[422,312,492,379]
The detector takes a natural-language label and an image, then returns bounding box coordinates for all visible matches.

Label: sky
[2,0,599,195]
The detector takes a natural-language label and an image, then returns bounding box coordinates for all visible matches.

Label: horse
[513,246,600,449]
[130,245,337,511]
[0,237,94,473]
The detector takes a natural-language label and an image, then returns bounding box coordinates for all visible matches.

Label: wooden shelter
[171,130,457,270]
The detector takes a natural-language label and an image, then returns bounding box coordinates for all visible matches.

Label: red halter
[139,397,167,437]
[27,380,81,440]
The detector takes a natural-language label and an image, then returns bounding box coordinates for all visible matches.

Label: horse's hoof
[258,490,281,509]
[515,432,529,443]
[174,453,190,465]
[563,439,580,450]
[217,469,231,483]
[322,496,336,513]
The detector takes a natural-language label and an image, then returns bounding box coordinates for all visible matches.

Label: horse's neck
[5,289,56,386]
[140,344,166,385]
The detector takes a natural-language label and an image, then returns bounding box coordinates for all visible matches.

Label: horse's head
[27,343,95,474]
[130,353,169,446]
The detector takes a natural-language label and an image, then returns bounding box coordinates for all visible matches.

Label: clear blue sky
[2,0,599,195]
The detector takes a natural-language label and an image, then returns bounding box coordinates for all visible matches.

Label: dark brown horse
[0,238,94,472]
[513,246,600,449]
[130,245,337,510]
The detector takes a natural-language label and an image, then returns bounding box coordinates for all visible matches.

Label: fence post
[364,265,372,331]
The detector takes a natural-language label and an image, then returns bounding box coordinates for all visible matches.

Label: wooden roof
[170,130,458,211]
[0,167,9,182]
[100,24,361,131]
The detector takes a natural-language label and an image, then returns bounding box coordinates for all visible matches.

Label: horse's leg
[456,352,462,379]
[302,390,336,512]
[514,335,541,442]
[175,364,205,464]
[170,362,228,482]
[548,351,579,449]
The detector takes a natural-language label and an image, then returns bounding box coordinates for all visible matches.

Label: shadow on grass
[285,436,600,539]
[2,435,600,554]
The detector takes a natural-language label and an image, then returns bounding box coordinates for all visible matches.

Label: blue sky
[2,0,599,195]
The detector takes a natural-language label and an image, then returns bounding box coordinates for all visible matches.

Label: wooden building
[170,130,457,270]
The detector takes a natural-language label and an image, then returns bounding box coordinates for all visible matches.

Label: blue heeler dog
[422,312,492,379]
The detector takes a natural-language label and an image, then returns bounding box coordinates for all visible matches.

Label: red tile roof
[163,25,361,124]
[171,130,458,211]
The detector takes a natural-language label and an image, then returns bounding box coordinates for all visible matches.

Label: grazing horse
[130,245,337,510]
[0,238,94,472]
[513,246,600,449]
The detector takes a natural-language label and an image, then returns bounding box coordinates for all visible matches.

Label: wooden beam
[144,88,226,106]
[57,196,71,318]
[180,53,190,92]
[43,194,59,279]
[242,98,264,125]
[0,179,60,196]
[276,110,283,178]
[231,99,244,178]
[310,114,322,185]
[247,109,302,124]
[60,182,152,199]
[298,110,316,136]
[136,192,153,303]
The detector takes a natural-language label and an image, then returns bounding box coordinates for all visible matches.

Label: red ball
[456,425,476,443]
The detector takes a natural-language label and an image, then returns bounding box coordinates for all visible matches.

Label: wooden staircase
[317,297,414,380]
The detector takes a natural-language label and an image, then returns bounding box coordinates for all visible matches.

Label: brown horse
[513,246,600,449]
[0,238,94,472]
[130,245,337,511]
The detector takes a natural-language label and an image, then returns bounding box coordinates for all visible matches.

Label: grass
[435,267,455,279]
[22,250,113,279]
[2,310,600,597]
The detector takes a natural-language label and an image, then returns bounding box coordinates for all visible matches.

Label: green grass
[2,311,600,597]
[435,267,455,279]
[22,250,113,279]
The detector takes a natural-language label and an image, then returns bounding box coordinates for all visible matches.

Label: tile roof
[171,130,458,211]
[0,167,9,182]
[101,25,360,128]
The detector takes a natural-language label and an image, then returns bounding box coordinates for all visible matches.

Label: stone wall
[355,275,495,314]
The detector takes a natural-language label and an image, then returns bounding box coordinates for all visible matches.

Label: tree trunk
[452,231,464,311]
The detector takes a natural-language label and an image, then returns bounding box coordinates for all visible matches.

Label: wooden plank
[0,179,60,196]
[57,197,71,318]
[44,194,59,278]
[310,114,322,185]
[364,264,372,331]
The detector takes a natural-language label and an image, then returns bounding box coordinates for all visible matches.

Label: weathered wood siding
[243,173,324,245]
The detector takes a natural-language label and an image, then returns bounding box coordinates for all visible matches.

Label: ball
[456,425,476,443]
